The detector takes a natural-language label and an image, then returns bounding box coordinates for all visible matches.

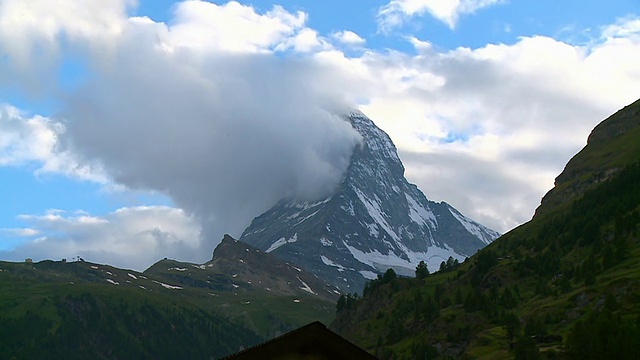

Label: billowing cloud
[0,0,362,242]
[378,0,504,30]
[331,30,366,46]
[2,207,202,270]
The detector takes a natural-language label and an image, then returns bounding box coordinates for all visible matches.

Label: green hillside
[0,260,260,359]
[0,236,337,358]
[331,99,640,360]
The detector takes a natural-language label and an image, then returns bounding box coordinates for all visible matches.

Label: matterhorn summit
[240,111,499,292]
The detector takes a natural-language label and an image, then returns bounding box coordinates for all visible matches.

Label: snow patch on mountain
[448,206,499,245]
[153,280,183,290]
[359,270,378,280]
[297,276,317,295]
[344,241,464,275]
[266,233,298,253]
[320,255,347,272]
[406,194,437,229]
[353,186,400,242]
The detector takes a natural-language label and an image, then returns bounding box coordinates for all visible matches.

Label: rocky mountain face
[146,235,339,302]
[240,111,499,292]
[206,234,340,302]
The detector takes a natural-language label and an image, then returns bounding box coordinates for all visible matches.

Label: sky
[1,0,639,271]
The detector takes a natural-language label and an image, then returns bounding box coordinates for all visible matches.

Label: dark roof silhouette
[222,321,378,360]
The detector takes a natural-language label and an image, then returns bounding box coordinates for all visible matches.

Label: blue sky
[1,0,639,270]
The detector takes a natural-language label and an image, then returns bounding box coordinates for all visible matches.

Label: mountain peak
[240,112,499,292]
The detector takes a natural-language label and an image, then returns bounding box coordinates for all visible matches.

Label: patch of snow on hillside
[447,206,498,245]
[367,223,379,237]
[169,267,188,271]
[320,255,347,272]
[359,270,378,280]
[106,271,115,276]
[341,201,355,216]
[406,194,437,229]
[106,279,119,285]
[292,209,321,227]
[320,237,332,247]
[127,273,137,280]
[152,280,183,290]
[90,266,99,269]
[297,276,317,295]
[266,233,298,253]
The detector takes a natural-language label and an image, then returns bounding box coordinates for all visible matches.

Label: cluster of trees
[361,268,398,297]
[566,298,640,360]
[439,256,461,273]
[0,292,261,359]
[336,292,359,312]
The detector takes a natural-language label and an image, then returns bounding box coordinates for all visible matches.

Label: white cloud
[0,104,107,182]
[1,228,40,237]
[0,0,132,90]
[378,0,504,30]
[331,30,366,46]
[165,1,308,53]
[601,15,640,39]
[2,206,203,271]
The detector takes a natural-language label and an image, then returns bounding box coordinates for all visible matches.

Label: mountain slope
[146,234,340,303]
[330,99,640,359]
[536,97,640,216]
[0,259,261,359]
[0,235,340,357]
[240,111,499,292]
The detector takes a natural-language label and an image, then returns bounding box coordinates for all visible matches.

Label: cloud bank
[0,207,201,270]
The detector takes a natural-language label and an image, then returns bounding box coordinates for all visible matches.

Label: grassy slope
[0,257,335,358]
[0,260,263,358]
